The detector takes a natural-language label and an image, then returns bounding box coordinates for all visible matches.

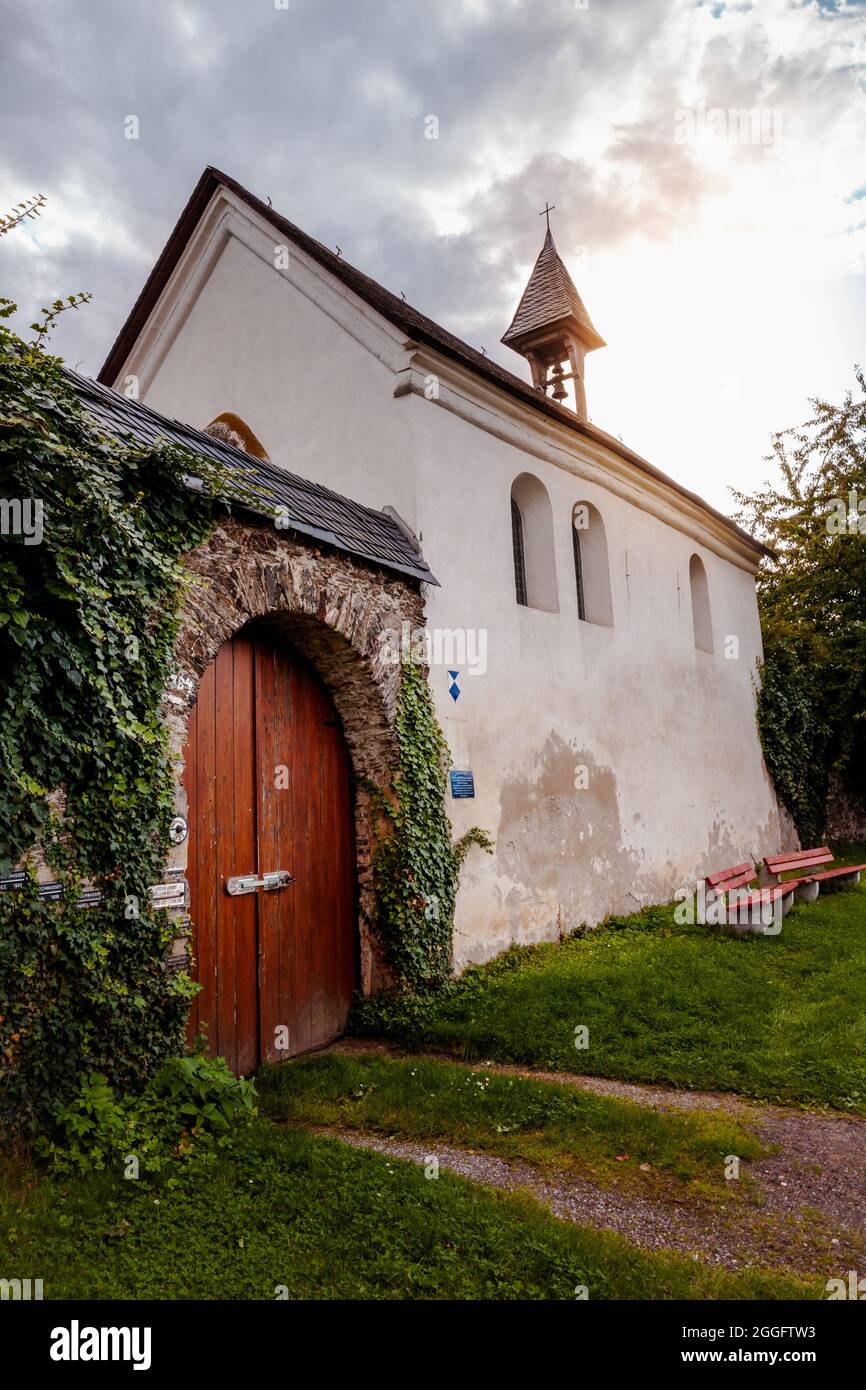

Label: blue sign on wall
[449,769,475,799]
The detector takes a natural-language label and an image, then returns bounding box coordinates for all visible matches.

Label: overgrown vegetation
[368,660,492,989]
[44,1054,257,1175]
[734,371,866,843]
[0,309,232,1133]
[353,883,866,1112]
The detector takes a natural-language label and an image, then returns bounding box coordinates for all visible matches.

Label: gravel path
[314,1039,866,1275]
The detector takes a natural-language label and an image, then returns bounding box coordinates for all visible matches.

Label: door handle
[225,870,294,896]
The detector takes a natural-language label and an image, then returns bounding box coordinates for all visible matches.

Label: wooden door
[183,630,357,1073]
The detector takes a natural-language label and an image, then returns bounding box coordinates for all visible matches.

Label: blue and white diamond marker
[448,670,461,702]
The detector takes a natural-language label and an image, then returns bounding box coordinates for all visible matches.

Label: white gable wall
[127,194,419,526]
[111,189,788,969]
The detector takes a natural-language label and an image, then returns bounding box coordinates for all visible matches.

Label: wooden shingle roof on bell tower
[502,228,605,354]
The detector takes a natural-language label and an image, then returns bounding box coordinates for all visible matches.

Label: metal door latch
[225,870,294,897]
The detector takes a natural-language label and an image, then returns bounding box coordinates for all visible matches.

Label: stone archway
[161,516,426,995]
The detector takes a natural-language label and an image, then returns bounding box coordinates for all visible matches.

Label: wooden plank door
[183,630,357,1073]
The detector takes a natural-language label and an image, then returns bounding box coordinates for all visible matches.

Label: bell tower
[501,206,605,420]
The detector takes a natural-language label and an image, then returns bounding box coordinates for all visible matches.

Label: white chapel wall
[405,391,785,968]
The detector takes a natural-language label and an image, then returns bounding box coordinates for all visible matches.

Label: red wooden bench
[704,862,793,932]
[760,847,866,899]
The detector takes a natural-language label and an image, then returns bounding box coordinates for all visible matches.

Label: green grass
[0,1123,817,1300]
[259,1052,767,1197]
[355,869,866,1112]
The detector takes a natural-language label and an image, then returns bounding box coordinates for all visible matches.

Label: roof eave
[501,315,606,354]
[98,167,220,386]
[96,166,768,563]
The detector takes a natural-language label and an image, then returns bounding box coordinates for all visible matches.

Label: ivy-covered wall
[1,317,484,1133]
[0,316,225,1133]
[369,660,492,989]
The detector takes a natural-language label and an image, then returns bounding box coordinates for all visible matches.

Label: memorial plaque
[449,769,475,799]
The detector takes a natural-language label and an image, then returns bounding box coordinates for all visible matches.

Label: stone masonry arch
[162,516,427,992]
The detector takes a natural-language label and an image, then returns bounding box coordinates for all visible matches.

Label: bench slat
[764,847,832,874]
[706,863,754,892]
[729,884,790,907]
[811,864,866,883]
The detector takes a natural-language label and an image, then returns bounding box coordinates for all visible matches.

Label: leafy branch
[0,194,46,237]
[30,292,93,351]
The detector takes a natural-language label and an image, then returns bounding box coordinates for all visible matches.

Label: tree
[733,370,866,842]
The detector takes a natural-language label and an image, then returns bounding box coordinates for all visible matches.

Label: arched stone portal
[161,516,427,1005]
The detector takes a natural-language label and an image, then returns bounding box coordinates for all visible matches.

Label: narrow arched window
[571,501,613,626]
[511,498,527,606]
[509,475,559,612]
[572,525,586,621]
[689,554,713,652]
[203,412,271,461]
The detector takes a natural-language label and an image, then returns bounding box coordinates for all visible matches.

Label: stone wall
[161,515,426,992]
[825,770,866,845]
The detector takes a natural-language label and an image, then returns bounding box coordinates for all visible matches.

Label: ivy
[0,301,491,1133]
[754,644,830,847]
[0,309,229,1134]
[735,369,866,844]
[367,661,492,991]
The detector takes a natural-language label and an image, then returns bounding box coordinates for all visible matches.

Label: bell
[549,362,568,402]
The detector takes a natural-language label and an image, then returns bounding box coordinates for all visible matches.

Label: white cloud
[1,0,863,510]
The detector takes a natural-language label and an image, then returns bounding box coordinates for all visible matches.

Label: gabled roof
[502,228,605,352]
[98,166,769,560]
[66,369,438,586]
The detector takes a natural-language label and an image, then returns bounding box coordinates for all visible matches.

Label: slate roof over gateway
[98,166,769,560]
[67,369,438,587]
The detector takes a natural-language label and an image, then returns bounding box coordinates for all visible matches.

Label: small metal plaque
[75,888,104,908]
[0,875,104,908]
[149,881,187,908]
[449,770,475,799]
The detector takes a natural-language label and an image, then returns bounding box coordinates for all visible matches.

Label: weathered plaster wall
[162,515,425,991]
[407,394,787,965]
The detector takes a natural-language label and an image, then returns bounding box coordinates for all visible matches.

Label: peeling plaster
[496,733,644,941]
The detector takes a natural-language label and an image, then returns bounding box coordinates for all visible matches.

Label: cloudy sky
[1,0,864,511]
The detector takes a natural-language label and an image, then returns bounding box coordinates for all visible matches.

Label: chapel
[72,167,788,1066]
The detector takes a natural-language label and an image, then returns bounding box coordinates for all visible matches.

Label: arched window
[509,474,559,612]
[203,412,271,461]
[511,498,527,606]
[571,501,613,626]
[689,553,713,652]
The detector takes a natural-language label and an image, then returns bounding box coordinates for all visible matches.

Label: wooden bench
[704,862,793,933]
[760,847,866,900]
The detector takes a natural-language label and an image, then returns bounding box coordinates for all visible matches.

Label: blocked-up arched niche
[509,473,559,613]
[571,501,613,626]
[689,553,713,653]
